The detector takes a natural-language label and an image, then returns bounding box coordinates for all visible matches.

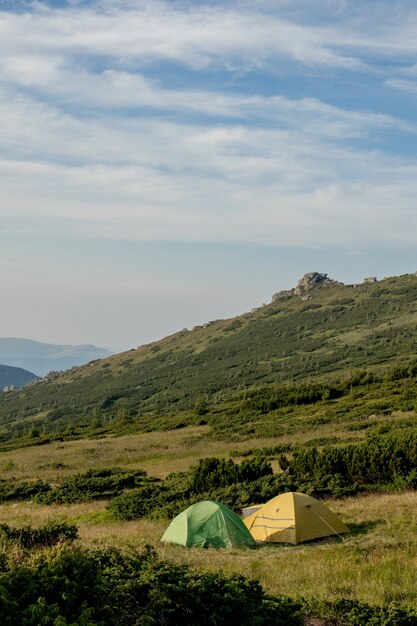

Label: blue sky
[1,0,417,348]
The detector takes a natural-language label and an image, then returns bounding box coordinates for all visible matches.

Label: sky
[1,0,417,349]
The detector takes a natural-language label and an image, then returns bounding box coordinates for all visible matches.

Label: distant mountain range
[0,364,38,390]
[0,338,112,377]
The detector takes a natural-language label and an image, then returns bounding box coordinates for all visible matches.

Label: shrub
[110,456,275,521]
[190,456,273,493]
[194,397,209,416]
[0,521,78,549]
[0,544,304,625]
[108,484,168,520]
[320,599,417,625]
[0,479,50,503]
[278,430,417,497]
[34,467,152,504]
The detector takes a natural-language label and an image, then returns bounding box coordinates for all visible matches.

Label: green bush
[278,430,417,497]
[34,467,153,505]
[110,457,275,521]
[320,599,417,625]
[244,383,340,413]
[1,543,416,625]
[0,544,304,625]
[0,521,78,549]
[0,479,50,503]
[108,483,169,520]
[190,456,272,493]
[109,428,417,521]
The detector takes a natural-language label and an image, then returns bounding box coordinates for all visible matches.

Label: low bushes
[0,468,156,506]
[107,483,171,520]
[0,545,303,626]
[6,429,417,519]
[112,429,417,521]
[316,599,417,626]
[190,456,272,492]
[0,478,50,503]
[0,521,78,549]
[109,457,276,521]
[278,429,417,497]
[0,544,416,625]
[33,467,155,504]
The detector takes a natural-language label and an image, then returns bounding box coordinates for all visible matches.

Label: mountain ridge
[1,270,417,443]
[0,364,38,390]
[0,338,112,376]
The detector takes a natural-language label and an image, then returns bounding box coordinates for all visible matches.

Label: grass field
[1,426,416,610]
[0,492,416,607]
[0,416,377,482]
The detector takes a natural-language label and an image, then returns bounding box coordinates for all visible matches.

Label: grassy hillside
[2,273,417,622]
[2,272,417,444]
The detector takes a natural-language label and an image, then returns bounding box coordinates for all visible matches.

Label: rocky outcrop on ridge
[294,272,342,295]
[272,272,343,302]
[271,289,294,302]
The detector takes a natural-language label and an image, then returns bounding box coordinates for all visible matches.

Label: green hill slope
[2,271,417,444]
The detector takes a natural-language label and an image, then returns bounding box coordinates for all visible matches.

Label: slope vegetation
[1,272,417,443]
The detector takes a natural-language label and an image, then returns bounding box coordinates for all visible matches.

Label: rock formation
[271,289,294,302]
[272,272,343,302]
[294,272,342,295]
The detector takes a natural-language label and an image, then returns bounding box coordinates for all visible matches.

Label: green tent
[161,500,256,548]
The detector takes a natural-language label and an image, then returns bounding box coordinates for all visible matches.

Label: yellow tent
[243,492,348,544]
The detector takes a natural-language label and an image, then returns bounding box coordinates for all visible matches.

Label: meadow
[1,491,416,609]
[1,425,417,613]
[2,276,417,621]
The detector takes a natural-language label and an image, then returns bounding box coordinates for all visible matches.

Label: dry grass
[158,491,417,607]
[1,427,417,609]
[0,426,305,481]
[0,417,378,484]
[117,488,410,610]
[1,490,416,608]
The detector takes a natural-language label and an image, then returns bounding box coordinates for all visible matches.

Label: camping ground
[0,426,416,610]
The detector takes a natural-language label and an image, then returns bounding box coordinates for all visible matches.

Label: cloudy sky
[1,0,417,348]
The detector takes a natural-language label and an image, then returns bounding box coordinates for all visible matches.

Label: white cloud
[386,78,417,94]
[0,54,64,86]
[0,0,416,251]
[1,63,409,137]
[0,1,369,72]
[1,1,417,344]
[2,127,417,248]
